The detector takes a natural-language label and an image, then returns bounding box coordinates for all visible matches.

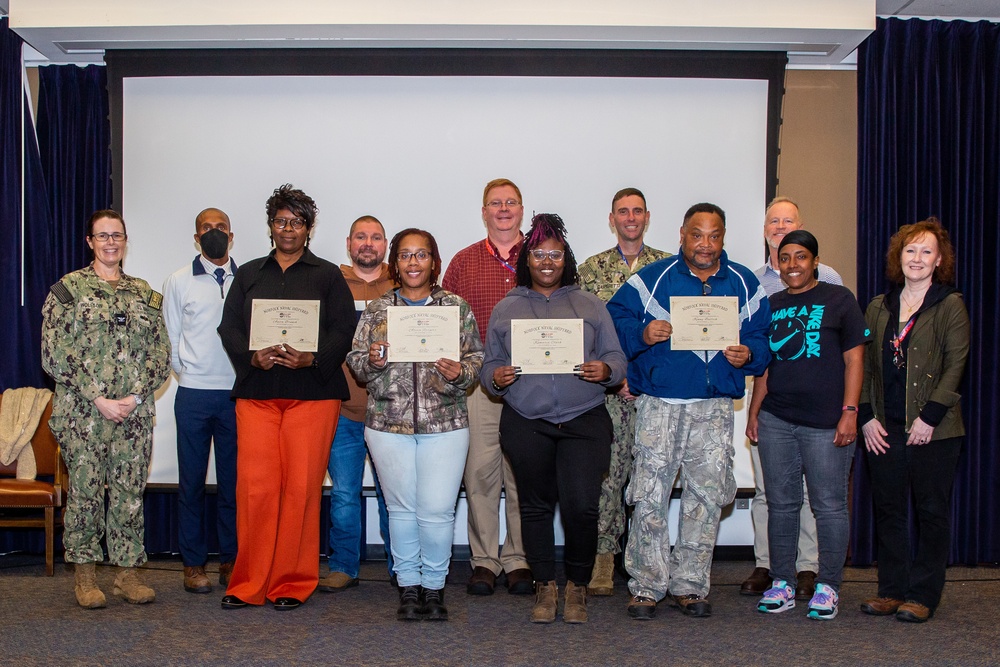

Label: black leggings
[500,404,612,584]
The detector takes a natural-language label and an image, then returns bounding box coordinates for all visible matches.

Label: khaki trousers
[463,384,527,574]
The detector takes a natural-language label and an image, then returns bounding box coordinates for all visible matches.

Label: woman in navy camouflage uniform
[41,210,171,609]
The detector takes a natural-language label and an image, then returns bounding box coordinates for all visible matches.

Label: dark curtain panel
[35,63,111,278]
[853,17,1000,565]
[0,18,54,393]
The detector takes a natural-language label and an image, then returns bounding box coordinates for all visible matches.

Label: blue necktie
[214,268,226,298]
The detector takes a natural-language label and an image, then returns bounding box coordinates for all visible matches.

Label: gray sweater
[481,285,626,423]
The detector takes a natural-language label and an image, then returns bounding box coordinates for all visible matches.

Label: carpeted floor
[1,554,998,666]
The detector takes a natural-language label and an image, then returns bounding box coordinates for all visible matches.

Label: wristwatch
[132,394,143,406]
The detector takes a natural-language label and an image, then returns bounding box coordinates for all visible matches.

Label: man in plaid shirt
[442,178,533,596]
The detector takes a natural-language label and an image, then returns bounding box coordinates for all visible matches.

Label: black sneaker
[421,588,448,621]
[397,585,422,621]
[627,594,657,620]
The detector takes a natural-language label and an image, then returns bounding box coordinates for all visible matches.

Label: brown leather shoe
[670,593,712,617]
[896,600,931,623]
[795,570,817,600]
[740,567,771,596]
[183,566,212,594]
[627,594,657,620]
[505,568,534,595]
[860,597,904,616]
[318,571,359,593]
[218,560,235,586]
[466,566,497,595]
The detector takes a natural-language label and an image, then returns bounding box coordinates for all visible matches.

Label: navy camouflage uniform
[41,266,171,567]
[578,245,670,555]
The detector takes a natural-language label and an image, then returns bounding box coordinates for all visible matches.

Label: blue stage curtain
[853,17,1000,565]
[0,17,54,393]
[35,63,111,278]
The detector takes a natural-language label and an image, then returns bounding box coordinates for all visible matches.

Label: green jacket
[861,286,969,440]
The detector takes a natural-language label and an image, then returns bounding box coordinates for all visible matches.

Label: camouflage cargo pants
[596,393,637,554]
[625,396,736,601]
[51,412,153,567]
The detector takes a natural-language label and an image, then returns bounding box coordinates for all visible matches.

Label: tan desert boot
[74,562,107,609]
[588,552,615,596]
[113,567,156,604]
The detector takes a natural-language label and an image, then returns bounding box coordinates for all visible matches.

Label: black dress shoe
[221,594,249,609]
[397,585,423,621]
[421,588,448,621]
[272,597,302,610]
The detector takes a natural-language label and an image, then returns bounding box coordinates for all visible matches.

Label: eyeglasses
[702,281,712,295]
[485,199,522,210]
[529,249,565,262]
[270,217,306,230]
[90,232,126,242]
[397,250,432,262]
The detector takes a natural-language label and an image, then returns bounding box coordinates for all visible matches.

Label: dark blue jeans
[327,415,392,577]
[866,425,961,611]
[757,410,853,591]
[174,387,238,566]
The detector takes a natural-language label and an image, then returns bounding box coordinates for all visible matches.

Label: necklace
[900,290,926,315]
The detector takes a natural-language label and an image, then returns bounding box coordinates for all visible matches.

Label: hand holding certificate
[386,306,460,362]
[669,297,740,350]
[250,299,320,351]
[510,319,584,374]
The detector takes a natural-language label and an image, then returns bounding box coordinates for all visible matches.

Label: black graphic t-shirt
[761,282,870,429]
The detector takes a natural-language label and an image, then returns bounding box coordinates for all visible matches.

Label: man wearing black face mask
[163,208,239,594]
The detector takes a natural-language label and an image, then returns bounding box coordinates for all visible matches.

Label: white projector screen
[113,55,781,492]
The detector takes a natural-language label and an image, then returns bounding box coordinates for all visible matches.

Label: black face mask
[199,228,230,260]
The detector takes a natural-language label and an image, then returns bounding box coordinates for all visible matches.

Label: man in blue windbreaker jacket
[607,202,771,620]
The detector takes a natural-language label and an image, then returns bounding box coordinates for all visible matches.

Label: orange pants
[226,399,339,604]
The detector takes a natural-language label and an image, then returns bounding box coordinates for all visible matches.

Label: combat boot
[588,552,615,596]
[74,562,107,609]
[113,567,156,604]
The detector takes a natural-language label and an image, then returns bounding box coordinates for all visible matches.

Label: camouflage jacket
[347,287,483,435]
[41,265,171,419]
[578,245,671,303]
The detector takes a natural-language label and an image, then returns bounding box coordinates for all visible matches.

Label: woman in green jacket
[859,218,970,623]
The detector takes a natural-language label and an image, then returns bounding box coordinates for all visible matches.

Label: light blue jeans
[365,428,469,590]
[756,410,853,591]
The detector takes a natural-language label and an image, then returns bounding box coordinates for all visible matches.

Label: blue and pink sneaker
[807,583,839,620]
[757,580,796,613]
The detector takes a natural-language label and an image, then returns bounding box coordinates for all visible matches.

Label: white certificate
[249,299,320,351]
[511,319,584,374]
[386,306,460,362]
[669,297,740,351]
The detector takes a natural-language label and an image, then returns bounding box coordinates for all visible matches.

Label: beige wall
[775,69,858,293]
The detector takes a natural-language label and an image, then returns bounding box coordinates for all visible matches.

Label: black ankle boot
[397,585,422,621]
[421,588,448,621]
